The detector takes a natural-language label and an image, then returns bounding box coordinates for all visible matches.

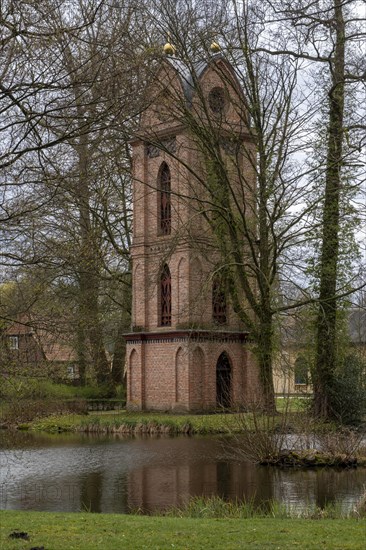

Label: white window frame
[8,336,19,350]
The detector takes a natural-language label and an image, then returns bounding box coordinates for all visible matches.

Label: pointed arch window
[216,352,231,408]
[160,264,172,326]
[212,275,227,325]
[159,162,171,235]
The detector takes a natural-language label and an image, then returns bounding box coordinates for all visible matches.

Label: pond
[1,430,365,514]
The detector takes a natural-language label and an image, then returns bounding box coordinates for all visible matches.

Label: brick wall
[126,333,261,411]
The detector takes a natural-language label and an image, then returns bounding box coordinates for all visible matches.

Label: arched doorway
[216,352,231,408]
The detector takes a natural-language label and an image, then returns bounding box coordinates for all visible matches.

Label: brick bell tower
[125,52,260,411]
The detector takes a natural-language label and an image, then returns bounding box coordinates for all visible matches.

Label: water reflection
[0,430,365,514]
[125,460,272,513]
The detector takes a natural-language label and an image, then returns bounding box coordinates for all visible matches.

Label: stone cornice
[125,329,249,345]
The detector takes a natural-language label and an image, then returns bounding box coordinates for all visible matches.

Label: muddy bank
[260,449,366,468]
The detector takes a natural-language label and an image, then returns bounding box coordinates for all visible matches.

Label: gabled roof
[5,320,33,336]
[4,314,77,363]
[166,57,209,107]
[165,53,240,108]
[36,331,76,362]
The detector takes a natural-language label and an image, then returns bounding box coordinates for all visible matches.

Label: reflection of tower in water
[126,460,275,513]
[1,434,364,514]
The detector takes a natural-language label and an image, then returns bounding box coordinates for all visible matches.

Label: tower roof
[165,53,238,108]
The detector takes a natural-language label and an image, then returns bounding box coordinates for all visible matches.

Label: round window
[208,87,226,114]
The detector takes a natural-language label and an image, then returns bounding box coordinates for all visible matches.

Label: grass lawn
[28,410,246,433]
[25,398,307,434]
[275,396,309,413]
[1,510,364,550]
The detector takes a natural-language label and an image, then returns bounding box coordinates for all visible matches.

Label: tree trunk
[79,264,111,387]
[77,137,111,387]
[257,149,276,411]
[76,323,87,386]
[111,322,126,386]
[256,309,276,412]
[314,0,345,418]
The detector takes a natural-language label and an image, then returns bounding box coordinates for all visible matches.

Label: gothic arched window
[160,264,172,326]
[158,162,171,235]
[212,275,227,325]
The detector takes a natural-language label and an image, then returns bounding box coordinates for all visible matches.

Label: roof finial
[210,41,221,53]
[163,32,176,56]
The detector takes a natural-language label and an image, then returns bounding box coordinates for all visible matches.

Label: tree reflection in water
[0,431,364,514]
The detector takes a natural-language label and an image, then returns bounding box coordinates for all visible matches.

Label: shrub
[225,402,292,464]
[0,377,75,400]
[1,398,87,425]
[329,354,366,425]
[0,377,118,401]
[74,383,119,399]
[115,384,126,401]
[317,426,364,458]
[73,385,106,399]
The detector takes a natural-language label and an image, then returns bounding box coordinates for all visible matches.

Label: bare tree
[132,0,365,411]
[1,0,150,385]
[134,0,325,410]
[259,0,366,417]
